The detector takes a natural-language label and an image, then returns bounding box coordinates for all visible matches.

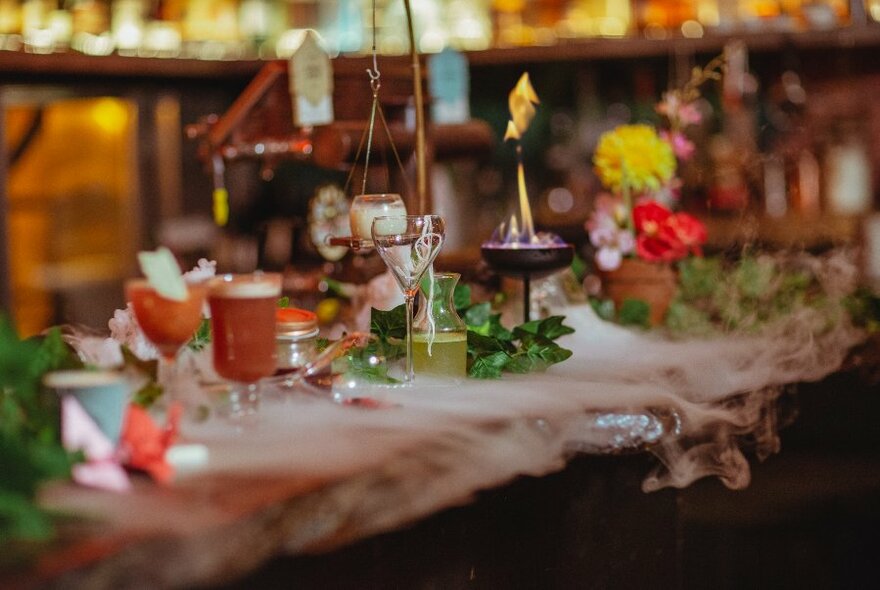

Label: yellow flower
[593,124,676,194]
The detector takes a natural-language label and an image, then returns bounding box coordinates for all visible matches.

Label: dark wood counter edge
[1,24,879,80]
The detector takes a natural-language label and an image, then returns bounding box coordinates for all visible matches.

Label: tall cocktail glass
[371,214,445,382]
[208,272,282,421]
[125,278,207,408]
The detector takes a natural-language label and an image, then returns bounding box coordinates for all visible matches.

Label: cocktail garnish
[137,247,187,301]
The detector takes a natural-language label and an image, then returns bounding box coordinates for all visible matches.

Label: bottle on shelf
[823,120,873,216]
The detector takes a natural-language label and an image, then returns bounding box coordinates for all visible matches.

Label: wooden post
[403,0,427,215]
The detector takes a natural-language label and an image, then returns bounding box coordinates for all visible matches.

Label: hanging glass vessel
[413,271,468,377]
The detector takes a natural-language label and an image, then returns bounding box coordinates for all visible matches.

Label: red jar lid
[276,307,319,338]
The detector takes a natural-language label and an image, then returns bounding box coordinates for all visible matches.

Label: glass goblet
[125,278,207,409]
[371,214,445,382]
[207,272,282,423]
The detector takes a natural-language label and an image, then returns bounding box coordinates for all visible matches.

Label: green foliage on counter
[0,317,83,544]
[665,253,853,336]
[587,251,874,335]
[370,284,574,380]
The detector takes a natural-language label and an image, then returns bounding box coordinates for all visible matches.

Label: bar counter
[2,302,873,589]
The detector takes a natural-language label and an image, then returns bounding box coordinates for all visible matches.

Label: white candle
[349,194,406,240]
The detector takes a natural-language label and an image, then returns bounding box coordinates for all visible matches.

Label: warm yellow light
[697,0,720,26]
[598,17,627,37]
[91,98,130,135]
[681,20,704,38]
[493,0,525,12]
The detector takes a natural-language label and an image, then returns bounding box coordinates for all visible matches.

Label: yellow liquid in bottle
[412,331,467,377]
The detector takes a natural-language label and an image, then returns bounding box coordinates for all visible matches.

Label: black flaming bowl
[481,243,575,279]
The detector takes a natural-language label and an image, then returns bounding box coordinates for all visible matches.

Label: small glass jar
[349,193,406,241]
[275,307,319,374]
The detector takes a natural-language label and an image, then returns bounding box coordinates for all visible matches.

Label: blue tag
[429,48,469,123]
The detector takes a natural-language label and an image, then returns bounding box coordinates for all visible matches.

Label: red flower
[633,201,683,262]
[633,200,672,236]
[636,228,687,262]
[667,212,707,256]
[631,200,706,262]
[120,402,181,484]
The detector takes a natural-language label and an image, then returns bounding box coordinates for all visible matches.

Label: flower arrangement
[586,56,723,272]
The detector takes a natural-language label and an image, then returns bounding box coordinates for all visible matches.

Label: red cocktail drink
[208,273,282,384]
[126,279,207,360]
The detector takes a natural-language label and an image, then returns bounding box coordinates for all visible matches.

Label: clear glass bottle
[413,271,467,378]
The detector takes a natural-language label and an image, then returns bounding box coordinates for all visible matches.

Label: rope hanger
[343,0,412,200]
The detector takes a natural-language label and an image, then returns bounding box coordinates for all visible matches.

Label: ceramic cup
[44,370,129,444]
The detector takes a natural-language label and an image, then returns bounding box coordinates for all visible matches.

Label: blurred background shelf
[2,2,880,336]
[703,214,862,251]
[0,24,879,76]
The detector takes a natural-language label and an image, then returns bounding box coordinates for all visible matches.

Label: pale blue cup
[44,370,129,445]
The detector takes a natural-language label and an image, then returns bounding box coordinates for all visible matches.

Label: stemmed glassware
[371,214,445,382]
[125,278,207,409]
[207,272,282,423]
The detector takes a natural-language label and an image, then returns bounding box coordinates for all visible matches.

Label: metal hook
[366,52,381,92]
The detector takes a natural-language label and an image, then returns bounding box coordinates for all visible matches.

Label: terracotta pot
[600,258,677,326]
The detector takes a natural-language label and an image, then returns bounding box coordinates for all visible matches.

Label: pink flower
[592,227,635,271]
[677,103,702,126]
[656,92,702,127]
[660,130,696,160]
[183,258,216,283]
[655,92,680,118]
[586,194,629,233]
[586,194,635,271]
[108,304,158,361]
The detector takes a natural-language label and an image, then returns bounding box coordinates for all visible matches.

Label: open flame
[485,73,566,249]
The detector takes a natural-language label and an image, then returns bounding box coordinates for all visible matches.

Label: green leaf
[187,318,211,352]
[0,490,54,543]
[570,252,588,282]
[507,341,573,374]
[618,299,651,328]
[515,315,575,341]
[277,296,290,308]
[453,283,472,312]
[734,256,775,299]
[485,314,513,340]
[467,330,511,356]
[0,317,86,544]
[468,350,510,379]
[343,341,401,384]
[121,346,158,382]
[664,301,714,336]
[31,327,78,378]
[590,298,615,321]
[463,302,492,328]
[370,305,407,342]
[677,257,722,301]
[132,381,164,408]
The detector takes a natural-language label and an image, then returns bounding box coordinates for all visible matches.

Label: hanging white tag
[288,30,334,127]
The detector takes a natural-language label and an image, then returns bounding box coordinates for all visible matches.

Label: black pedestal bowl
[481,243,575,322]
